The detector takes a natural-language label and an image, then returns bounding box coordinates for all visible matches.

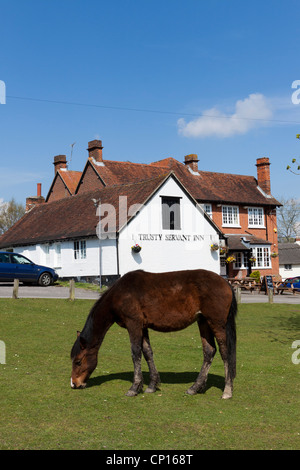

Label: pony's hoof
[186,387,198,395]
[221,392,232,399]
[145,387,156,393]
[125,390,138,397]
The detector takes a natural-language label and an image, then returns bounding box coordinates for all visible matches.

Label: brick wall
[211,203,279,277]
[47,176,71,202]
[76,164,104,194]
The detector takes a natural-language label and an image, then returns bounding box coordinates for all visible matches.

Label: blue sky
[1,0,300,204]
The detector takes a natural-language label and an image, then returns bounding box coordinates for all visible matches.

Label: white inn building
[0,139,281,284]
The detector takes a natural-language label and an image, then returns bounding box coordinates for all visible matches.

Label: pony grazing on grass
[71,269,237,399]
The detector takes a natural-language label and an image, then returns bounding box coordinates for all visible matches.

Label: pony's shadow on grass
[88,371,224,393]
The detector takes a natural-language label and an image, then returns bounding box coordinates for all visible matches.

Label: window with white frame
[233,252,247,270]
[220,257,227,275]
[204,203,213,219]
[248,207,264,227]
[222,205,239,226]
[74,240,86,260]
[251,246,270,268]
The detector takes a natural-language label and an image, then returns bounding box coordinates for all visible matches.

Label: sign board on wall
[136,233,205,242]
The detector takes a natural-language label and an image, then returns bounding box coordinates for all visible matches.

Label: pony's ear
[79,336,87,350]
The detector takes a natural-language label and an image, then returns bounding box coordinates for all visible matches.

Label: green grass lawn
[0,298,299,450]
[54,280,107,292]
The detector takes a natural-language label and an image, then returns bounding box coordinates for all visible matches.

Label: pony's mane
[71,284,114,358]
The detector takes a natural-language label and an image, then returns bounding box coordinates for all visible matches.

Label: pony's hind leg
[214,330,234,399]
[209,322,236,399]
[187,317,216,395]
[126,323,144,397]
[213,298,237,399]
[142,328,161,393]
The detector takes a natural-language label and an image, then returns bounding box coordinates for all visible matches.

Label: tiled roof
[278,243,300,264]
[226,234,271,251]
[0,174,170,247]
[87,158,164,186]
[59,170,82,194]
[0,145,281,249]
[46,170,82,201]
[84,157,280,206]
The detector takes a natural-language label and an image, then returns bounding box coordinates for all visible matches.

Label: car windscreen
[11,254,32,265]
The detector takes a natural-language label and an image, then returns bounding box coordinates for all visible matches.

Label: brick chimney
[26,184,45,212]
[87,140,103,162]
[184,154,199,172]
[53,155,67,174]
[256,157,271,194]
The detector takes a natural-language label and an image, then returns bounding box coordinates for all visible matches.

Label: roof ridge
[198,169,256,179]
[103,159,156,167]
[42,172,171,208]
[150,156,178,165]
[102,172,170,189]
[58,169,82,173]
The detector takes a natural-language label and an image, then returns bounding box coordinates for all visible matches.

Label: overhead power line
[6,94,300,125]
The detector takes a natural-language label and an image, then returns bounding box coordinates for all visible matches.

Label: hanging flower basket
[219,248,227,256]
[226,255,236,264]
[210,243,219,251]
[131,244,142,253]
[249,257,256,263]
[271,252,278,258]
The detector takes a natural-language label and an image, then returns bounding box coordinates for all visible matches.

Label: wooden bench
[228,278,262,294]
[276,284,299,295]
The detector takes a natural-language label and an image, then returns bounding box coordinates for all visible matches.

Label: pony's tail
[226,285,238,380]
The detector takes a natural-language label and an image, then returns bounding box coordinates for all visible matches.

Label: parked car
[0,251,59,286]
[279,277,300,291]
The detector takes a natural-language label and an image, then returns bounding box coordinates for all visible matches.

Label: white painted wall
[14,237,119,280]
[118,177,220,275]
[12,177,220,279]
[279,264,300,280]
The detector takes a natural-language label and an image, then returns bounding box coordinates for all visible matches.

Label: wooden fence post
[69,279,75,301]
[12,279,19,299]
[268,289,274,304]
[235,287,241,304]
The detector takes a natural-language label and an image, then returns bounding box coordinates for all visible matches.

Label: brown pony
[70,269,237,399]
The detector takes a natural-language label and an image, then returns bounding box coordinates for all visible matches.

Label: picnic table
[275,281,300,295]
[228,277,300,295]
[227,277,261,293]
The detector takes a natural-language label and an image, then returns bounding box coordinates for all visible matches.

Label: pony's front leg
[142,328,160,393]
[187,318,216,395]
[126,328,143,397]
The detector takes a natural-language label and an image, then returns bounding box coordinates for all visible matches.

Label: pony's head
[70,331,98,389]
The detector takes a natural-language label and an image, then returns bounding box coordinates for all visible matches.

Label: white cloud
[177,93,273,138]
